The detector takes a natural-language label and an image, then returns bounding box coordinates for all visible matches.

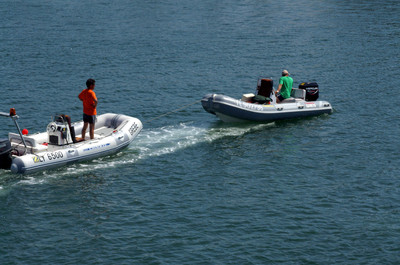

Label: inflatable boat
[0,110,142,174]
[202,78,333,122]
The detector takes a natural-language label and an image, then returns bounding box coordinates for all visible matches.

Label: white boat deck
[9,125,116,155]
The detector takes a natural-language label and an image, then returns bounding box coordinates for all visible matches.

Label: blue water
[1,0,400,263]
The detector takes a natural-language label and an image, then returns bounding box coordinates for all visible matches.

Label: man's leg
[81,122,88,140]
[89,123,95,139]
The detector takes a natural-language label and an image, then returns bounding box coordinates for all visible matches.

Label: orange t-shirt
[79,88,97,115]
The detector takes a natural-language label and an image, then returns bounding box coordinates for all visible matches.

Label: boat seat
[280,89,306,103]
[8,132,44,147]
[8,132,48,154]
[281,98,296,103]
[291,88,306,99]
[257,79,273,97]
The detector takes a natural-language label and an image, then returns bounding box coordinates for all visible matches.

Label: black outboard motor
[299,82,319,101]
[0,138,12,170]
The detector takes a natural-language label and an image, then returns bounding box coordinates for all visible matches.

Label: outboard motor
[299,82,319,101]
[0,138,12,169]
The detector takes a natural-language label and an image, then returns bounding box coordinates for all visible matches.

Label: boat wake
[0,121,274,190]
[133,121,274,159]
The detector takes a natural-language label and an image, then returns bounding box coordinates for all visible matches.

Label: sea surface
[1,0,400,264]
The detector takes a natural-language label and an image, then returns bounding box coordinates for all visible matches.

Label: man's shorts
[83,113,96,124]
[277,94,287,102]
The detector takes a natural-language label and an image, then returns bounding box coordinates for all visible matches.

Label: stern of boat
[201,94,216,115]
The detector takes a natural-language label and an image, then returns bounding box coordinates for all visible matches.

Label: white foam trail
[0,185,7,197]
[12,121,274,180]
[132,122,274,159]
[17,176,46,185]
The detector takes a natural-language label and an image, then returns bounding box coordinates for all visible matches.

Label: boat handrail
[1,108,28,154]
[0,111,12,117]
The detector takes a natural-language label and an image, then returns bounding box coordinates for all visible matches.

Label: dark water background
[1,0,400,264]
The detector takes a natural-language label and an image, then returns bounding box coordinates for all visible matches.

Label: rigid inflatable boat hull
[202,94,332,122]
[8,113,142,174]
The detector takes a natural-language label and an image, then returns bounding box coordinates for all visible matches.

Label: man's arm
[276,84,282,94]
[78,90,83,101]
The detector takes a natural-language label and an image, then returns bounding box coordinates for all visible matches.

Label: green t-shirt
[279,76,293,99]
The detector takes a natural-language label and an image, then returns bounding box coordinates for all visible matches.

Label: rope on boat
[143,99,202,124]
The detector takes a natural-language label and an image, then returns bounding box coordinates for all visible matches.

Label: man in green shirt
[275,69,293,103]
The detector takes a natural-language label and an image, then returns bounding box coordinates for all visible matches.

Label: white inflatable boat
[202,78,333,122]
[0,110,142,174]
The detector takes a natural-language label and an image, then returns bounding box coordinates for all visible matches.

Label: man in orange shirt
[78,78,98,140]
